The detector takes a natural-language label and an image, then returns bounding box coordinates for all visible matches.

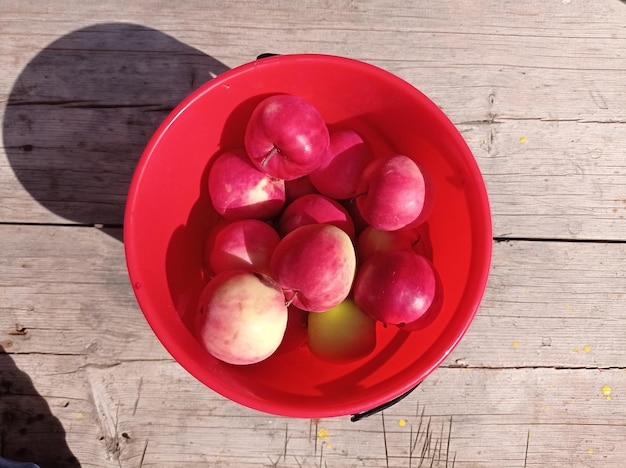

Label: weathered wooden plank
[2,353,625,467]
[1,0,624,121]
[464,118,626,239]
[0,225,168,361]
[448,238,626,369]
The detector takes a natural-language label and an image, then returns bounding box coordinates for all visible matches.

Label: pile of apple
[195,94,441,366]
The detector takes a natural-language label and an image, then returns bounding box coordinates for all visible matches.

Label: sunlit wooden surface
[1,1,626,466]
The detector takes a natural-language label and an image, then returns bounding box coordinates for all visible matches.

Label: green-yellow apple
[307,299,377,364]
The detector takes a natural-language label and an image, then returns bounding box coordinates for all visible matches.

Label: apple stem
[261,146,280,168]
[350,192,367,204]
[411,235,422,248]
[284,290,298,307]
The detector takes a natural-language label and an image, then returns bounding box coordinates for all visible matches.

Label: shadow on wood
[0,345,79,468]
[2,23,230,242]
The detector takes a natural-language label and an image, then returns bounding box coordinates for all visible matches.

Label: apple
[398,267,443,331]
[284,176,318,203]
[202,217,231,272]
[353,250,436,325]
[356,225,418,263]
[355,154,430,231]
[244,94,330,180]
[309,128,374,200]
[208,148,285,220]
[208,219,280,274]
[278,193,356,239]
[340,198,369,236]
[307,298,377,364]
[394,166,435,231]
[195,270,288,365]
[270,224,356,312]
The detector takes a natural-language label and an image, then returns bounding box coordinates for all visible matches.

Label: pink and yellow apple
[195,270,288,365]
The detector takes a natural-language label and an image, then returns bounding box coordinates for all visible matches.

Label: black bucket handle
[350,382,421,422]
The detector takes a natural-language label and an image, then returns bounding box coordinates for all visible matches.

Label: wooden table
[1,1,625,466]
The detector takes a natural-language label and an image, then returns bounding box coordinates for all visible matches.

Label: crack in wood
[132,376,143,416]
[6,100,174,112]
[139,439,148,468]
[523,430,530,468]
[494,236,626,244]
[441,364,626,371]
[6,324,28,336]
[381,411,389,468]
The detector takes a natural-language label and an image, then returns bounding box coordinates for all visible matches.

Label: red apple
[202,217,230,273]
[270,224,356,312]
[244,95,330,180]
[353,250,436,325]
[208,148,285,220]
[355,154,430,231]
[208,219,280,274]
[395,166,435,231]
[356,225,418,263]
[278,193,356,239]
[398,267,443,331]
[195,270,288,365]
[341,198,369,236]
[284,176,318,203]
[309,128,374,200]
[307,298,377,364]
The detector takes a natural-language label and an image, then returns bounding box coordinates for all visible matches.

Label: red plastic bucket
[124,54,492,418]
